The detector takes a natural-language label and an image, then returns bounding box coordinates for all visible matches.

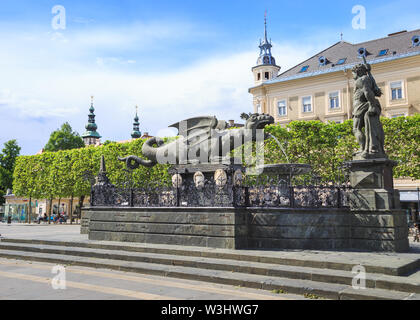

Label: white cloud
[0,21,316,155]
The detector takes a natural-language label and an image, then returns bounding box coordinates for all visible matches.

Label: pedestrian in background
[414,224,420,242]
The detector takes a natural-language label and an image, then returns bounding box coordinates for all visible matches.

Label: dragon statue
[119,113,274,169]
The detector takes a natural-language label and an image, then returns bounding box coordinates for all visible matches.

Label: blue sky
[1,0,420,155]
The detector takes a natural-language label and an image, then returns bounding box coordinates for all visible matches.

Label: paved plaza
[0,258,305,300]
[0,223,419,300]
[0,223,307,300]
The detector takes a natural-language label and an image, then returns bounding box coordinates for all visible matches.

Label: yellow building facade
[249,28,420,216]
[249,30,420,123]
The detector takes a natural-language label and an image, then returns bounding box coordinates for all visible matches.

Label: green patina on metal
[82,96,102,139]
[131,105,141,139]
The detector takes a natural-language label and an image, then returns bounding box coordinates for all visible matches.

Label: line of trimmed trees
[13,115,419,222]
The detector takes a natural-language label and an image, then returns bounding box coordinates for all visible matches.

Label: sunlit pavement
[0,258,306,300]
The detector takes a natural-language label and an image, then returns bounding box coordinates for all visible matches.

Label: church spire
[82,96,101,145]
[264,10,268,44]
[257,11,275,66]
[251,12,281,85]
[131,105,142,139]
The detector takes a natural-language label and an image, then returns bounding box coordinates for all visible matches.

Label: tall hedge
[13,115,420,199]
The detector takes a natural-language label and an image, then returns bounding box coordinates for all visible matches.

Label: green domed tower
[131,105,142,139]
[82,96,102,145]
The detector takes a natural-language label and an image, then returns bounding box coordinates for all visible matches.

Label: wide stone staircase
[0,238,418,300]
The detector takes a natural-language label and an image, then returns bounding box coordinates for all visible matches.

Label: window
[302,96,312,113]
[336,58,347,65]
[358,47,367,57]
[264,72,270,80]
[378,49,388,56]
[329,91,340,109]
[412,35,420,47]
[299,65,309,73]
[256,103,261,113]
[390,81,403,100]
[391,114,405,118]
[277,100,287,116]
[319,56,327,66]
[257,73,261,81]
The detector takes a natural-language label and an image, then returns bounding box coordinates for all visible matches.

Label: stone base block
[80,210,93,234]
[86,207,247,249]
[83,207,409,252]
[350,189,400,210]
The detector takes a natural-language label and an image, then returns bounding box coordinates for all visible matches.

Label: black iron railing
[91,179,352,209]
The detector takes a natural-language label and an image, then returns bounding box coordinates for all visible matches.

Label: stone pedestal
[346,158,400,210]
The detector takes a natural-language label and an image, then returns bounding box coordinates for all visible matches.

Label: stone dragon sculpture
[119,113,274,169]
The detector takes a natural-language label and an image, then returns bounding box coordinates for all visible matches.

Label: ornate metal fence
[90,169,352,209]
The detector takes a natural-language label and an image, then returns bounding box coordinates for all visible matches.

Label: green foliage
[0,140,21,172]
[44,122,85,152]
[12,115,419,199]
[0,139,21,204]
[13,137,172,200]
[381,114,420,179]
[264,115,419,182]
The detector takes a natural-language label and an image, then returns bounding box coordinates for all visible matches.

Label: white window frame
[328,91,340,110]
[389,80,404,101]
[277,99,287,117]
[256,102,262,114]
[302,96,312,113]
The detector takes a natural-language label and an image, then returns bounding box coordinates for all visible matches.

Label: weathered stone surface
[347,159,396,189]
[350,210,406,227]
[350,189,400,210]
[89,221,246,238]
[89,231,247,249]
[350,239,409,253]
[250,226,351,239]
[350,226,408,241]
[84,206,409,252]
[80,210,94,234]
[248,210,350,226]
[346,159,401,210]
[248,238,351,250]
[87,208,247,225]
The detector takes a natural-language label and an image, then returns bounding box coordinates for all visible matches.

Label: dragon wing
[169,116,219,138]
[169,116,229,148]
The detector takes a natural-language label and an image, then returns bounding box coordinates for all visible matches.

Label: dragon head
[244,113,274,130]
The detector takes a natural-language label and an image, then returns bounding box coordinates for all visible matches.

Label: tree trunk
[28,196,32,224]
[48,198,52,224]
[57,197,61,224]
[78,195,85,224]
[70,195,74,225]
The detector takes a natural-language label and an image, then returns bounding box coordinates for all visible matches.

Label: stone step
[0,241,418,295]
[0,248,416,300]
[2,238,418,276]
